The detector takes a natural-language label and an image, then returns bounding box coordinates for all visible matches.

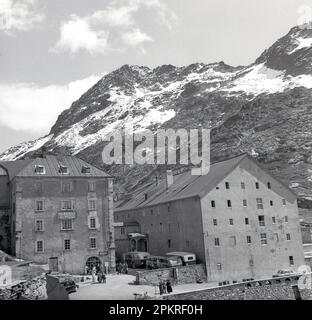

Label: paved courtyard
[70,274,217,300]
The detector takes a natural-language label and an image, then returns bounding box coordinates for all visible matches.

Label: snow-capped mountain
[2,24,312,198]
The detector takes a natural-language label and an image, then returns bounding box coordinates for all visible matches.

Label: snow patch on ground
[288,37,312,54]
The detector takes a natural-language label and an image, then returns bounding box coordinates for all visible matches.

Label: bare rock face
[2,24,312,200]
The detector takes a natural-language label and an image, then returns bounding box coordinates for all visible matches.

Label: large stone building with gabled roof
[0,155,115,274]
[114,154,305,282]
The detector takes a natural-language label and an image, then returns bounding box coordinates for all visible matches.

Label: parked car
[165,252,196,265]
[272,269,295,278]
[146,255,183,269]
[124,251,150,268]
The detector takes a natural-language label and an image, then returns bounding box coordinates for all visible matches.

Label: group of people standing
[159,280,173,295]
[116,262,129,274]
[85,265,107,284]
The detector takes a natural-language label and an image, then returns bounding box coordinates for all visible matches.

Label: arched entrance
[85,256,102,273]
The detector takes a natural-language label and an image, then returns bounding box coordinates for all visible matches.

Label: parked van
[146,255,183,269]
[165,252,196,265]
[124,252,150,268]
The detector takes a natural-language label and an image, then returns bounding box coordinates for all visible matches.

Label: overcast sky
[0,0,311,152]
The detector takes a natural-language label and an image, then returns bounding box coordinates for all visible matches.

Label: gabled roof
[115,154,248,212]
[0,155,110,180]
[115,153,297,213]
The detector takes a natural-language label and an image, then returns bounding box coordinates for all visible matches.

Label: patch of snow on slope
[288,37,312,54]
[0,135,53,161]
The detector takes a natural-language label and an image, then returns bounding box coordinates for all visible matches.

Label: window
[260,233,267,245]
[245,218,249,225]
[255,182,260,189]
[88,199,97,211]
[64,239,71,250]
[213,219,218,226]
[274,233,279,242]
[58,165,69,174]
[34,165,45,175]
[61,219,73,230]
[159,223,164,232]
[258,215,265,227]
[167,205,170,212]
[285,216,288,223]
[82,166,91,174]
[61,200,73,210]
[120,227,125,235]
[225,182,230,189]
[227,200,232,208]
[270,200,273,206]
[289,256,294,266]
[214,238,220,246]
[144,193,148,200]
[241,182,245,189]
[36,240,44,253]
[217,263,222,270]
[229,218,234,225]
[267,182,271,189]
[35,182,43,193]
[35,200,44,211]
[286,233,291,241]
[230,236,236,246]
[186,240,190,248]
[168,240,171,248]
[90,238,97,249]
[247,235,252,244]
[272,216,276,224]
[90,218,97,229]
[243,199,247,207]
[35,220,43,232]
[88,182,95,192]
[62,182,72,193]
[211,200,216,208]
[256,198,263,209]
[282,199,286,205]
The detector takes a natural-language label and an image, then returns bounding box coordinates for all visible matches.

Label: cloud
[52,0,177,54]
[0,0,44,33]
[52,15,109,54]
[0,75,102,133]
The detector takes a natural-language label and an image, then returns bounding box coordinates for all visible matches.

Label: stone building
[0,155,115,274]
[114,154,305,282]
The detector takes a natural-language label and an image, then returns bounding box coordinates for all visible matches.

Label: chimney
[166,170,173,190]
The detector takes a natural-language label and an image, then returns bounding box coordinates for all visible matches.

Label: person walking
[166,280,173,293]
[161,281,167,294]
[159,281,163,295]
[91,265,97,283]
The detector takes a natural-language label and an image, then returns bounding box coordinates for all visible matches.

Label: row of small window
[35,237,97,253]
[222,181,271,190]
[34,165,92,175]
[214,233,291,246]
[35,181,96,193]
[211,198,286,208]
[212,215,288,226]
[216,256,295,271]
[35,199,97,211]
[35,217,98,231]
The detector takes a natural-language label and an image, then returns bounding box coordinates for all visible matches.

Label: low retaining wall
[136,264,206,286]
[159,276,312,300]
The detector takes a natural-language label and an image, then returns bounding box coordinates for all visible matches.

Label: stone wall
[135,264,206,286]
[0,275,47,300]
[158,277,312,300]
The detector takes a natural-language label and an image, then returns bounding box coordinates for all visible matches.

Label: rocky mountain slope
[2,24,312,198]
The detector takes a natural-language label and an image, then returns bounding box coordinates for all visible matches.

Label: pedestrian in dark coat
[159,281,163,295]
[166,280,173,293]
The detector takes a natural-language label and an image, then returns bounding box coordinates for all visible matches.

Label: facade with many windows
[0,155,115,274]
[114,154,305,282]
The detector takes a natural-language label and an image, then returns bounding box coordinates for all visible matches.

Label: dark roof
[115,154,248,212]
[0,155,110,180]
[115,153,297,213]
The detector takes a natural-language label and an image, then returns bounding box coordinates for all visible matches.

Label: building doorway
[85,256,102,273]
[49,257,59,272]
